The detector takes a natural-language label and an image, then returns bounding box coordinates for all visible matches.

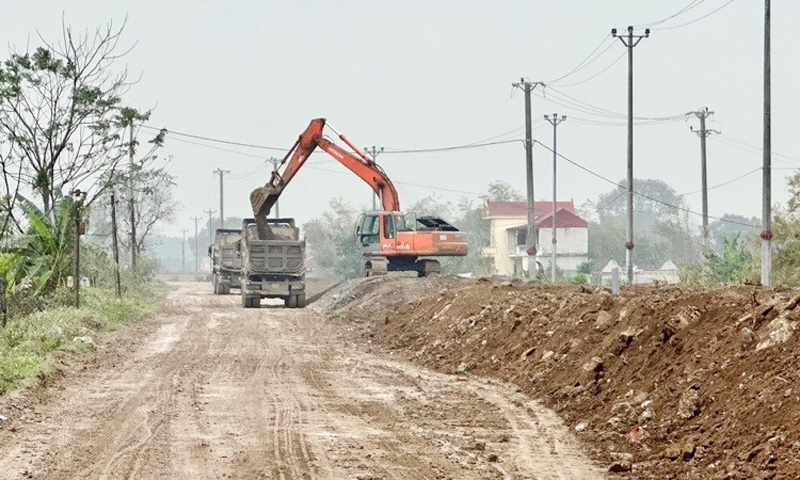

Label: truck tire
[286,295,298,308]
[222,284,231,295]
[241,289,250,307]
[212,275,220,294]
[296,293,306,308]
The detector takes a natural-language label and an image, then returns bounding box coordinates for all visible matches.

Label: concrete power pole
[128,123,137,271]
[762,0,772,286]
[544,113,566,283]
[111,194,122,298]
[213,169,230,229]
[181,228,187,272]
[612,25,650,285]
[266,158,282,218]
[71,189,87,307]
[689,107,719,250]
[512,78,545,278]
[363,146,384,210]
[191,216,201,272]
[203,208,216,254]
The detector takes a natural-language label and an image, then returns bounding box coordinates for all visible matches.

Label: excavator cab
[355,213,381,251]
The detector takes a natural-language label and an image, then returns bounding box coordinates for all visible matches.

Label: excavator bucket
[250,184,281,240]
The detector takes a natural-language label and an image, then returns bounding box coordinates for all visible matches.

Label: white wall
[483,216,589,276]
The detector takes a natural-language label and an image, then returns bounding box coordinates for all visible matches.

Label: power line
[708,135,800,169]
[533,141,757,228]
[653,0,736,31]
[555,50,627,88]
[539,87,686,122]
[303,163,485,196]
[546,35,615,85]
[678,167,761,196]
[636,0,707,28]
[141,125,286,151]
[382,138,524,155]
[164,134,270,160]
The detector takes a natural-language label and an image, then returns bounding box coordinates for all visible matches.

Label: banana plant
[13,193,76,292]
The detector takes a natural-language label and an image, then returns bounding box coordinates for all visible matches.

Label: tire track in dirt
[0,282,604,479]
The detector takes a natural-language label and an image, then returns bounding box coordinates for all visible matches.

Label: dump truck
[209,228,242,295]
[239,217,306,308]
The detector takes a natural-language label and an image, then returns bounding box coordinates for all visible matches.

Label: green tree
[303,199,362,279]
[0,20,163,216]
[709,214,758,250]
[486,181,523,202]
[705,234,754,283]
[587,178,700,270]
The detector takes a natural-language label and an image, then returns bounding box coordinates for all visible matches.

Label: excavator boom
[250,118,400,235]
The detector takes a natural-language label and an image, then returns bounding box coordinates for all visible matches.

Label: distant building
[482,201,589,277]
[600,259,681,285]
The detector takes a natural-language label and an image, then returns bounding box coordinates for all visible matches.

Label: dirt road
[0,283,603,479]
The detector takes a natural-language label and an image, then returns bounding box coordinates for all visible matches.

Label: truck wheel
[222,285,231,295]
[286,295,298,308]
[212,275,220,294]
[241,290,250,308]
[296,293,306,308]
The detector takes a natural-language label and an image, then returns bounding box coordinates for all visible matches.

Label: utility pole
[204,209,216,252]
[512,78,545,278]
[191,216,201,272]
[363,146,384,210]
[544,113,566,283]
[181,228,187,272]
[612,25,650,285]
[689,107,719,250]
[110,194,122,298]
[213,169,230,229]
[70,189,87,308]
[761,0,772,286]
[128,123,137,271]
[266,158,282,218]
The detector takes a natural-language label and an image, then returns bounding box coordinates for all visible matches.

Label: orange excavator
[250,118,468,277]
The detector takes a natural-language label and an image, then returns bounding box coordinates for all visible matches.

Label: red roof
[488,201,588,229]
[535,208,589,228]
[486,201,577,218]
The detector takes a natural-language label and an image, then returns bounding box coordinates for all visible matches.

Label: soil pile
[323,277,800,479]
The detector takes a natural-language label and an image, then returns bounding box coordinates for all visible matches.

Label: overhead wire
[554,50,627,88]
[636,0,707,28]
[546,35,616,85]
[140,125,286,151]
[652,0,736,31]
[533,140,757,227]
[677,167,762,196]
[303,164,485,197]
[535,87,686,123]
[383,139,524,155]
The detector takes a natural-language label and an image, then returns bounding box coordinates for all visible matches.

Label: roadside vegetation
[0,20,173,394]
[0,284,163,394]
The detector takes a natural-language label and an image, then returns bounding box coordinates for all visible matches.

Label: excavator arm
[250,118,400,234]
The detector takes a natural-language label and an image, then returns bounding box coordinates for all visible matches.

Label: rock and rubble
[322,276,800,478]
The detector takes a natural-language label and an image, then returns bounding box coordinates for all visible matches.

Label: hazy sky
[2,1,796,237]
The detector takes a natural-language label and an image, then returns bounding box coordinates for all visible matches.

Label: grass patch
[0,284,164,395]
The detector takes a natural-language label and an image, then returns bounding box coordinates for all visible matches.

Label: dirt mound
[322,277,800,479]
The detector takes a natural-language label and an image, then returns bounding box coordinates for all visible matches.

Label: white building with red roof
[482,201,589,277]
